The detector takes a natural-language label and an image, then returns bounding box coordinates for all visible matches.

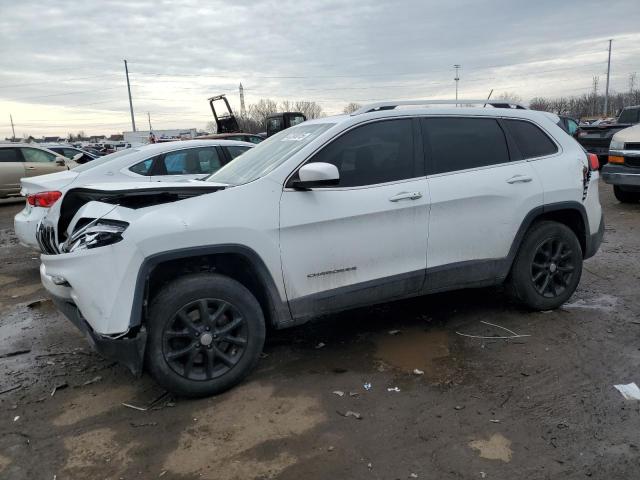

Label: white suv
[38,100,604,397]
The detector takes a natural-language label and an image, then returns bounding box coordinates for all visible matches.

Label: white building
[124,128,198,145]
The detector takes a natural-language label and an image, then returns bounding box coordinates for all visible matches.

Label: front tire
[508,221,583,310]
[146,273,266,397]
[613,186,640,203]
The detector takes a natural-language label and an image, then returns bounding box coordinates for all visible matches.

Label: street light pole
[454,65,461,106]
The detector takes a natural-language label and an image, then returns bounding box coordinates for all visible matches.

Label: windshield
[206,123,334,185]
[618,108,640,124]
[72,148,139,172]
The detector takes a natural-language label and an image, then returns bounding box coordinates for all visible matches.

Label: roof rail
[350,99,527,115]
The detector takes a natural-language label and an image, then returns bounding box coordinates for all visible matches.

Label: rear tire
[508,221,583,310]
[613,186,640,203]
[146,273,265,397]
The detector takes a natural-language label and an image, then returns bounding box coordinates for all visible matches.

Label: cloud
[1,0,639,137]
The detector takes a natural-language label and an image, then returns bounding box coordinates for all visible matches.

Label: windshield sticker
[281,132,312,142]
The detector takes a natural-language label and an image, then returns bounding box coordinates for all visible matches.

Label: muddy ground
[0,183,639,480]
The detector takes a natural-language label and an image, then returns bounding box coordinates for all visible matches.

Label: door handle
[389,191,423,202]
[506,175,532,184]
[26,166,36,170]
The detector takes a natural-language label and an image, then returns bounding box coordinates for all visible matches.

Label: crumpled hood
[77,179,228,191]
[55,180,228,242]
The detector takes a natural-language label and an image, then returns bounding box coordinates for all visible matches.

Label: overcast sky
[1,0,639,138]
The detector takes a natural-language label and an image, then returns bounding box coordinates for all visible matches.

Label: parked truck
[577,105,640,164]
[207,94,306,137]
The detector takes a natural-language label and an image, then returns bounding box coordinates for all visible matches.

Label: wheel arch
[501,201,590,280]
[129,245,292,331]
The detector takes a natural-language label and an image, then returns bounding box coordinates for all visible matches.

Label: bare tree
[292,100,324,119]
[248,99,279,125]
[343,102,362,114]
[496,92,523,104]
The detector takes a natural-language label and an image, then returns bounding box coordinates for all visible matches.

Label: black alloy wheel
[146,273,265,397]
[508,221,583,310]
[530,238,576,298]
[163,299,248,381]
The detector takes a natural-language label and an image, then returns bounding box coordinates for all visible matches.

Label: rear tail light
[608,155,624,165]
[587,153,600,171]
[26,191,62,208]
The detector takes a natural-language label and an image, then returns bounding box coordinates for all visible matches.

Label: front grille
[36,222,60,254]
[625,143,640,151]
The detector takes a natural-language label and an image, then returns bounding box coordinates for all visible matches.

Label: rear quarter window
[503,119,558,159]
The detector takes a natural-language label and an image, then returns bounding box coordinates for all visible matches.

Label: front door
[20,147,65,177]
[279,118,429,319]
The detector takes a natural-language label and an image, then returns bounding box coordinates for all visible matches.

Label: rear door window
[421,117,510,174]
[502,119,558,159]
[0,148,20,162]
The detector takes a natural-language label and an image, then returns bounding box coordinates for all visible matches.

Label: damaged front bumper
[49,294,146,376]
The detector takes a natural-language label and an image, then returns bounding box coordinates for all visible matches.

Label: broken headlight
[62,219,128,253]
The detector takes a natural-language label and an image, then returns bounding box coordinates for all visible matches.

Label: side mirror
[292,162,340,190]
[72,153,83,161]
[55,156,67,166]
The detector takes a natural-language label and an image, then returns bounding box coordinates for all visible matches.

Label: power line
[0,73,120,89]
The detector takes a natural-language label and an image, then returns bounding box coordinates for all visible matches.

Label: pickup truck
[577,105,640,162]
[601,123,640,203]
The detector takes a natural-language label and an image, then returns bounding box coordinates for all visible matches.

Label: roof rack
[350,99,527,115]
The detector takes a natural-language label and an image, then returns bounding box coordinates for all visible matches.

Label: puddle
[26,298,56,315]
[563,294,620,313]
[374,327,459,382]
[469,433,512,462]
[163,383,325,478]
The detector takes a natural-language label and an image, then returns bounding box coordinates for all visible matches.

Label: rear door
[150,146,225,182]
[0,148,25,196]
[279,118,429,318]
[422,116,543,289]
[20,147,65,177]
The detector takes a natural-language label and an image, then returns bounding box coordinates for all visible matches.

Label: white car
[38,100,603,397]
[14,139,253,248]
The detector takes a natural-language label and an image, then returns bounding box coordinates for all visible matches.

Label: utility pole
[124,59,136,132]
[147,112,153,131]
[239,83,246,118]
[9,114,16,141]
[453,65,461,106]
[603,39,612,117]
